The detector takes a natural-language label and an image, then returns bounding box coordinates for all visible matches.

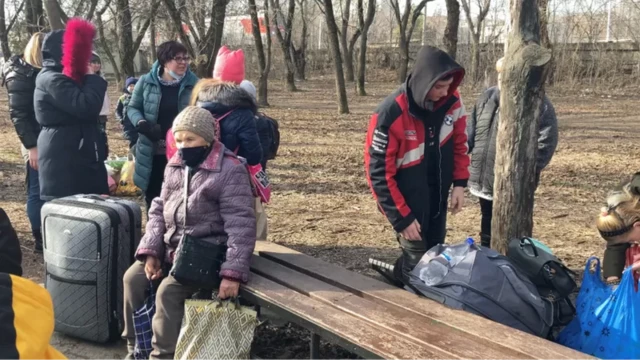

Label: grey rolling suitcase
[42,194,142,343]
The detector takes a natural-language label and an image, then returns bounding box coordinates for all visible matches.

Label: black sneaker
[369,258,404,288]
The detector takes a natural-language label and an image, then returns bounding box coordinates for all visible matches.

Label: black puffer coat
[467,86,558,200]
[34,30,109,200]
[2,55,40,150]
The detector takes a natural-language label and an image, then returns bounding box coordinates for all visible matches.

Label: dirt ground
[1,79,639,358]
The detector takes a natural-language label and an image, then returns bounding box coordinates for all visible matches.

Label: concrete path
[51,333,127,359]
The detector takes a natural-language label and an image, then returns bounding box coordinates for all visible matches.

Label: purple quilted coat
[135,141,256,283]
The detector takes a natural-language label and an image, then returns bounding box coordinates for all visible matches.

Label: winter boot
[480,233,491,248]
[33,230,43,253]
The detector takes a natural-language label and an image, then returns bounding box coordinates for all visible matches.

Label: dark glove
[136,120,162,142]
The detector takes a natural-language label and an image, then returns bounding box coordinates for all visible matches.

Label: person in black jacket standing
[34,25,109,200]
[2,33,45,252]
[467,57,558,248]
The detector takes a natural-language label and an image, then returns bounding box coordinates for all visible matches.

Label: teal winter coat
[127,61,198,191]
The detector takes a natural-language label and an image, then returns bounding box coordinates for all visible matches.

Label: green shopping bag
[174,299,257,360]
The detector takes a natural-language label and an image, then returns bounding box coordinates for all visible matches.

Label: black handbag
[170,167,227,289]
[507,237,577,329]
[507,237,577,298]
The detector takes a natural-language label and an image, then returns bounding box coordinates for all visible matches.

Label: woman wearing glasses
[596,173,640,284]
[127,41,199,209]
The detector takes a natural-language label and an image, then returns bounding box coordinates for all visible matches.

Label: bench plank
[251,255,531,359]
[255,241,589,359]
[241,272,450,359]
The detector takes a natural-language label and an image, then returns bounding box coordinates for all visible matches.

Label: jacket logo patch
[405,130,417,141]
[444,114,454,126]
[371,129,388,153]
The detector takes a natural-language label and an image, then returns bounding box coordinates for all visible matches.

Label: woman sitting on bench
[596,173,640,285]
[121,106,257,359]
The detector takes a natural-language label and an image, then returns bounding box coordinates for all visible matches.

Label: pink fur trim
[62,18,95,84]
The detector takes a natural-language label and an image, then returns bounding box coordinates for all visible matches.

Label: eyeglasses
[173,56,191,63]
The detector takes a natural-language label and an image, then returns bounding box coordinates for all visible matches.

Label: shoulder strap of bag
[183,166,190,229]
[212,109,235,142]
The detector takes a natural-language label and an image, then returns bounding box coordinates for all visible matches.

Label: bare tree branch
[7,0,25,33]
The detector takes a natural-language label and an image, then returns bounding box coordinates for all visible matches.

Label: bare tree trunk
[397,36,410,82]
[207,0,228,75]
[160,0,196,57]
[0,0,11,60]
[443,0,459,59]
[116,0,135,77]
[389,0,431,83]
[293,0,308,81]
[270,0,297,91]
[44,0,65,30]
[150,16,157,60]
[25,0,45,34]
[117,0,155,79]
[356,0,375,96]
[249,0,271,106]
[491,0,551,254]
[538,0,554,84]
[460,0,491,83]
[0,0,24,60]
[96,14,123,84]
[471,35,480,82]
[322,0,349,114]
[339,0,355,82]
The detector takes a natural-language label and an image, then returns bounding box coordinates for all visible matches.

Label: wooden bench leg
[310,333,320,359]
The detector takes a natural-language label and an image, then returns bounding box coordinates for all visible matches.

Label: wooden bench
[241,241,591,359]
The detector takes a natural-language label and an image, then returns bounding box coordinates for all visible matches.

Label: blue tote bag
[557,257,640,358]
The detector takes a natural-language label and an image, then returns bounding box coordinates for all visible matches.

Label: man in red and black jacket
[365,46,470,285]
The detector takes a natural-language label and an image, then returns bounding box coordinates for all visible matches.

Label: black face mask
[179,146,208,168]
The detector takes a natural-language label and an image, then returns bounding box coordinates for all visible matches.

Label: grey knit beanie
[172,106,216,144]
[239,80,257,100]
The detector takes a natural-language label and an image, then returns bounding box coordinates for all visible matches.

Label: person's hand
[632,254,640,273]
[136,120,162,141]
[86,64,94,75]
[218,278,240,299]
[28,147,38,170]
[400,220,422,241]
[449,186,465,215]
[144,256,163,280]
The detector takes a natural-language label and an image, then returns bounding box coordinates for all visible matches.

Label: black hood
[407,46,464,110]
[41,30,64,70]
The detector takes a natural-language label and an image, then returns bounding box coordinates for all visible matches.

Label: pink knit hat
[212,46,245,85]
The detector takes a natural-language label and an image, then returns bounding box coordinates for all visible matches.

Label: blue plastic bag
[557,257,640,358]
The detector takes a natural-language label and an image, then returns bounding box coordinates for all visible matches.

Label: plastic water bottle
[419,238,475,286]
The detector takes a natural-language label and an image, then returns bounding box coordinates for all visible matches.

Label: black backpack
[258,113,280,160]
[506,237,577,329]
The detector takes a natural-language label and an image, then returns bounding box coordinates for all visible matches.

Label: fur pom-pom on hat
[62,18,96,84]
